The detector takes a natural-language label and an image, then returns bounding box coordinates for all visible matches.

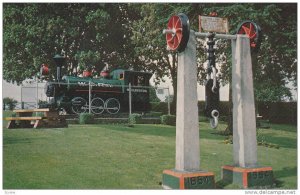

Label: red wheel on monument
[236,21,262,52]
[166,13,190,52]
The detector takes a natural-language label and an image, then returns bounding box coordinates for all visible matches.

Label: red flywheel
[237,21,262,51]
[165,13,190,52]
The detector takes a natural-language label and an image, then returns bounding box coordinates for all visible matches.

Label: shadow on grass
[105,124,229,142]
[215,179,232,189]
[269,123,297,132]
[209,129,297,149]
[3,137,47,146]
[274,167,297,178]
[4,137,32,145]
[110,124,177,137]
[273,179,285,188]
[272,167,297,188]
[267,137,296,149]
[258,133,297,149]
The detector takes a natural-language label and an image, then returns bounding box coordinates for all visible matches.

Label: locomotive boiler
[42,55,152,115]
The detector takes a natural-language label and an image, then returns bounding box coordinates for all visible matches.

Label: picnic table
[5,108,68,129]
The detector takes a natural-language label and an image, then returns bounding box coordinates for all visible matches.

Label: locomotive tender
[42,55,152,115]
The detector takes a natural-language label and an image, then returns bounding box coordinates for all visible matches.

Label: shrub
[79,113,94,124]
[10,112,17,117]
[150,102,168,114]
[199,116,207,122]
[128,113,142,126]
[161,115,176,126]
[3,97,18,110]
[94,118,128,124]
[144,111,163,117]
[35,112,44,117]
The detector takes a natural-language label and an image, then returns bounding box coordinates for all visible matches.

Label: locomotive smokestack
[53,54,65,81]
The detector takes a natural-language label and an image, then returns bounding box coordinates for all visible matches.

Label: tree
[201,3,297,99]
[131,3,296,114]
[131,4,203,114]
[4,3,297,103]
[3,97,18,110]
[3,3,140,84]
[149,87,161,102]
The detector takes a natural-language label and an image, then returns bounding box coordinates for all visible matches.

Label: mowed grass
[3,120,297,189]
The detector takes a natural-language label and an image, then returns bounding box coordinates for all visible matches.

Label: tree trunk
[225,81,233,134]
[170,53,177,115]
[171,76,177,115]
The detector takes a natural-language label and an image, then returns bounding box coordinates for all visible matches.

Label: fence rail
[4,81,296,125]
[14,81,172,115]
[5,102,37,110]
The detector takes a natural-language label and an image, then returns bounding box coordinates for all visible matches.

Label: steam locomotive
[41,55,152,115]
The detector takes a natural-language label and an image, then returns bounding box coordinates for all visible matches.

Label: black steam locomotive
[42,55,152,115]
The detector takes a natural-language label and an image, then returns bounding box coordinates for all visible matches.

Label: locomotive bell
[53,54,65,81]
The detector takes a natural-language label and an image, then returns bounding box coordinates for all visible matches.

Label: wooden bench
[5,108,68,129]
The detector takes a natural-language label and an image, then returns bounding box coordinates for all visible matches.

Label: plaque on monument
[199,15,229,33]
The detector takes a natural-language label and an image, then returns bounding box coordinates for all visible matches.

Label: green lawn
[3,120,297,189]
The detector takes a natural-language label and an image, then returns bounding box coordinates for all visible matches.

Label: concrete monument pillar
[232,35,258,167]
[175,30,200,171]
[221,35,273,188]
[162,31,215,189]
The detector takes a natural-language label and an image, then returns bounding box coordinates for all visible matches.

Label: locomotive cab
[123,70,152,112]
[106,69,152,111]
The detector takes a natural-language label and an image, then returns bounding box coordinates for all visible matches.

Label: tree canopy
[3,3,141,83]
[3,3,297,102]
[131,3,297,102]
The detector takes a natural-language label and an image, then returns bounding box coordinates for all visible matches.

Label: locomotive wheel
[71,97,87,115]
[91,97,105,114]
[166,13,190,52]
[236,20,262,52]
[105,98,120,114]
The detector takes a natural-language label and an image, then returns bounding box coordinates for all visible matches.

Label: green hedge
[10,112,17,117]
[150,101,231,117]
[160,115,176,126]
[128,113,142,125]
[198,101,231,117]
[150,101,297,125]
[144,111,163,117]
[79,113,95,124]
[257,102,297,125]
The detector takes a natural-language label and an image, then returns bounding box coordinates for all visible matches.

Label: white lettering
[77,82,113,88]
[127,88,147,93]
